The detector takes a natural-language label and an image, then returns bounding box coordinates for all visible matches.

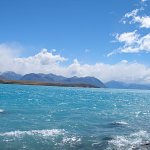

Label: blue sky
[0,0,150,83]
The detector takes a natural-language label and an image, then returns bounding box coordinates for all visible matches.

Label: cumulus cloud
[15,48,66,65]
[108,1,150,55]
[141,0,147,3]
[60,60,150,84]
[113,31,150,53]
[0,43,22,72]
[1,44,150,84]
[115,31,140,45]
[51,49,57,53]
[0,45,67,74]
[123,8,150,28]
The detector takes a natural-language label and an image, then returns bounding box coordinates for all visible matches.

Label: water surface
[0,84,150,150]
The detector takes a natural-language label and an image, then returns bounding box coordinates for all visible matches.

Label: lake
[0,84,150,150]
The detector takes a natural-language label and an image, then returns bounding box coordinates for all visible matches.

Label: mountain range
[0,71,105,88]
[1,71,150,90]
[105,80,150,90]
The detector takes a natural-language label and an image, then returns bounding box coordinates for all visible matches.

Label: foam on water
[111,121,128,125]
[108,121,129,128]
[0,129,65,137]
[0,129,82,148]
[62,136,81,144]
[108,130,150,149]
[0,109,4,113]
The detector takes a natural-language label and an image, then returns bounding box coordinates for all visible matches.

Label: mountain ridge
[105,80,150,90]
[0,71,105,88]
[1,72,150,90]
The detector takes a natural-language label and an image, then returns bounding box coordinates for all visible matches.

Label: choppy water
[0,84,150,150]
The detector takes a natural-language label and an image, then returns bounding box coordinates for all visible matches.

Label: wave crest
[108,130,150,149]
[0,129,65,137]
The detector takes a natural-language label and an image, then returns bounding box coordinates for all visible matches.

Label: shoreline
[0,79,99,88]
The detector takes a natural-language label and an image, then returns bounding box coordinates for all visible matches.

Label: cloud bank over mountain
[1,43,150,84]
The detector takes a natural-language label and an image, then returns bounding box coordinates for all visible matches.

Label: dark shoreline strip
[0,79,99,88]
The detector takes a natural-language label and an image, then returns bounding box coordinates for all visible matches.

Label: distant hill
[0,75,5,80]
[2,71,150,90]
[62,76,105,88]
[0,72,105,88]
[105,80,128,89]
[105,80,150,90]
[21,73,66,83]
[21,73,105,88]
[1,71,22,80]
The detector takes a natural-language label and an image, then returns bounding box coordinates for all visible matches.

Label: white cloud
[108,30,150,54]
[0,43,22,72]
[124,9,139,19]
[63,60,150,84]
[141,0,147,3]
[1,44,150,84]
[123,9,150,28]
[108,1,150,55]
[107,51,117,57]
[115,31,140,45]
[139,34,150,50]
[14,49,67,74]
[0,45,67,74]
[114,31,150,53]
[135,16,150,28]
[15,48,66,65]
[51,49,57,53]
[121,60,128,63]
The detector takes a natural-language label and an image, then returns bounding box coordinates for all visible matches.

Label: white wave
[58,102,68,105]
[108,130,150,150]
[114,121,128,125]
[0,129,65,137]
[110,121,128,126]
[0,109,4,113]
[62,136,81,144]
[135,111,141,117]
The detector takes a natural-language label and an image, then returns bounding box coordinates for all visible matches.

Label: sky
[0,0,150,83]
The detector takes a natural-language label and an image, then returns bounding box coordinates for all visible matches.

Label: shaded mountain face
[105,80,150,90]
[0,75,5,80]
[21,73,54,82]
[1,72,105,88]
[63,76,105,88]
[105,80,128,89]
[0,71,22,80]
[21,73,67,83]
[21,74,105,88]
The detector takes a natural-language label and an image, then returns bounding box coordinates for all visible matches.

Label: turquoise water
[0,84,150,150]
